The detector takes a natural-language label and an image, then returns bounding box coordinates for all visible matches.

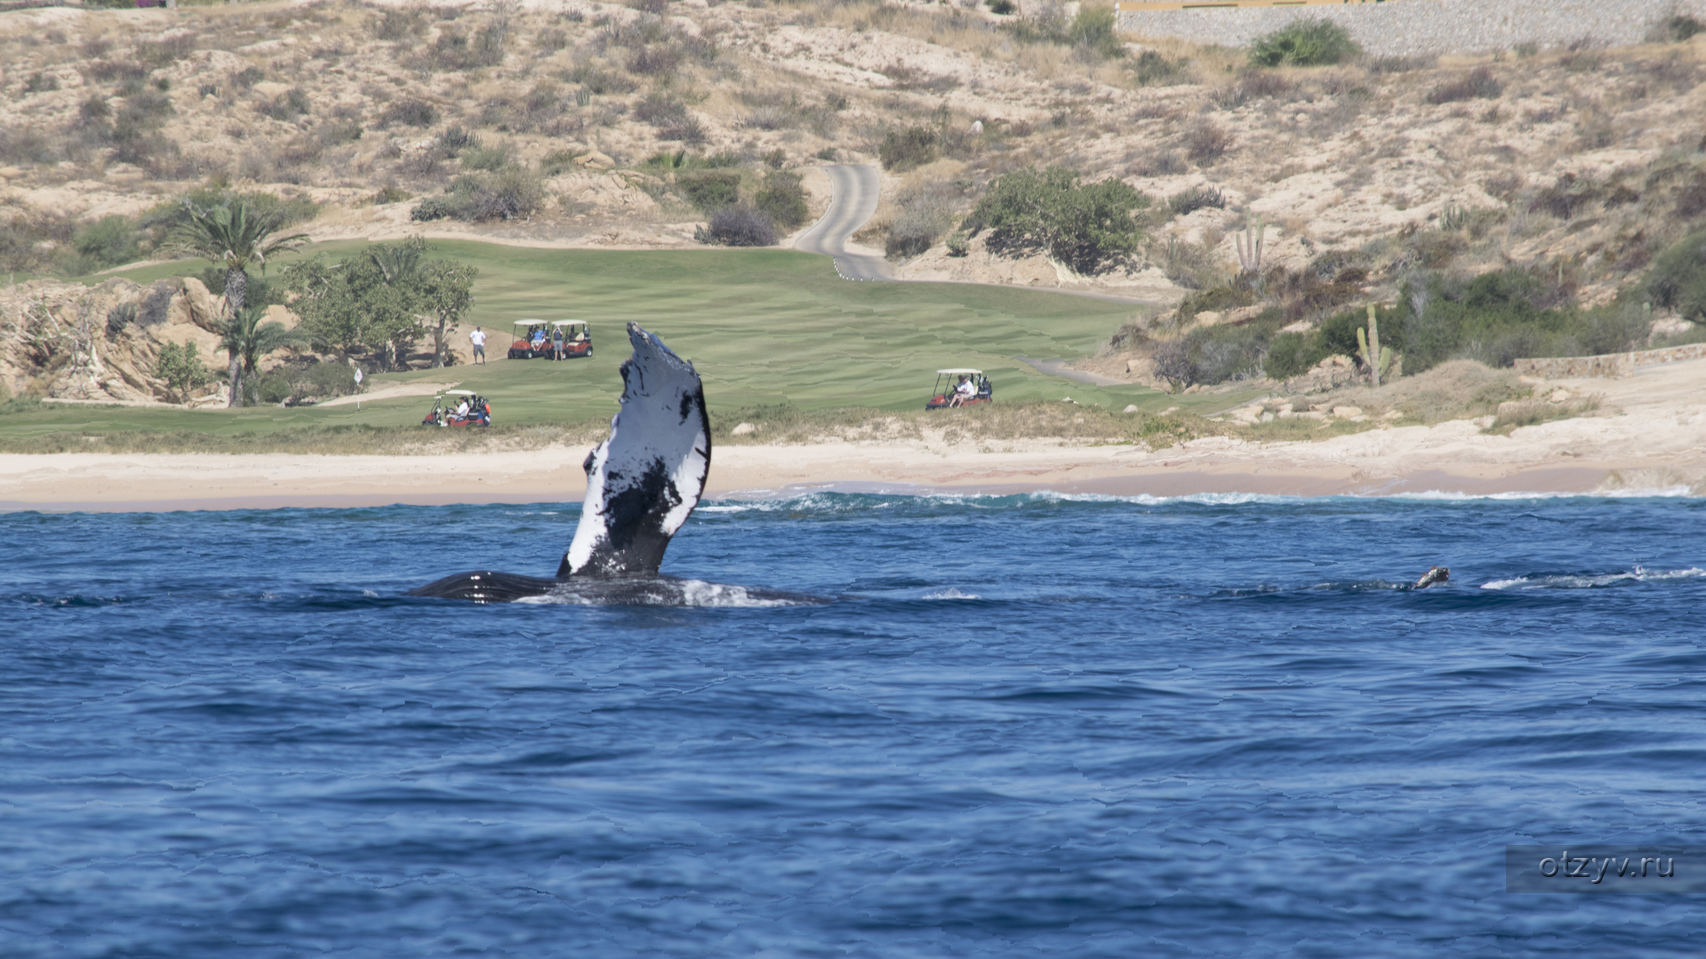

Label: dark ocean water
[4,492,1705,957]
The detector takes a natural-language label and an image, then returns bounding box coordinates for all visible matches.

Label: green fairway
[11,242,1234,442]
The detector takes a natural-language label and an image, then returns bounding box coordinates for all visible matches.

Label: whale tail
[558,322,711,578]
[410,323,711,603]
[1413,566,1450,589]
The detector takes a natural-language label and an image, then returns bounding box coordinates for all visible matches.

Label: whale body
[410,323,818,606]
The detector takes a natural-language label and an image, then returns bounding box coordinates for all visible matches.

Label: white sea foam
[513,579,808,607]
[923,588,981,600]
[701,486,1699,514]
[1481,567,1706,590]
[1383,486,1697,501]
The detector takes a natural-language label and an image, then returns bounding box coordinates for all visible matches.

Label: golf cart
[508,320,593,359]
[925,368,993,410]
[422,389,491,427]
[508,320,550,359]
[553,320,593,359]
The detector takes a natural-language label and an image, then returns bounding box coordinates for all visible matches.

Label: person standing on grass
[469,326,487,365]
[551,323,565,361]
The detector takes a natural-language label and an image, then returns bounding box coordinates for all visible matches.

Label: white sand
[2,360,1700,511]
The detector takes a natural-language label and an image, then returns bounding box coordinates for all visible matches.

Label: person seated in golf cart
[925,369,992,410]
[422,391,491,427]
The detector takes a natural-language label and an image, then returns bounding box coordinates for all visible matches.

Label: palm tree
[219,304,308,387]
[173,196,309,406]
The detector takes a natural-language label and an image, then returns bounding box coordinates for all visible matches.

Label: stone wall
[1117,0,1706,57]
[1513,343,1706,379]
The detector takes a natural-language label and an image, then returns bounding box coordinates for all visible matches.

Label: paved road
[793,164,893,281]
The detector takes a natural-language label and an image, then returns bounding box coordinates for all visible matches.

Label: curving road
[793,164,893,281]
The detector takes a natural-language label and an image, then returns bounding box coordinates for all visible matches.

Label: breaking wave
[1481,567,1706,590]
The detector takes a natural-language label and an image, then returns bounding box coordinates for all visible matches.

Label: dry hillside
[2,0,1705,403]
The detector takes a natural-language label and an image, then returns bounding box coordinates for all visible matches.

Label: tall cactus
[1356,303,1393,387]
[1235,214,1263,275]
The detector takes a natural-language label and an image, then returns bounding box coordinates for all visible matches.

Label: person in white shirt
[953,374,977,406]
[469,326,487,365]
[455,397,470,418]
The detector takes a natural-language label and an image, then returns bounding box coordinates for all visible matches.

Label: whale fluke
[410,323,714,604]
[1413,566,1450,589]
[559,322,710,577]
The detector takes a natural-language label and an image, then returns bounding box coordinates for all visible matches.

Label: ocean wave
[697,486,1700,517]
[1381,486,1698,501]
[513,578,818,607]
[922,587,981,600]
[1481,567,1706,590]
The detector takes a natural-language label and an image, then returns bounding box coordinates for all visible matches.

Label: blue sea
[5,492,1705,957]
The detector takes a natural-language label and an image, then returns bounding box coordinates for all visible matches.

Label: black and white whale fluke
[1413,566,1450,589]
[410,323,819,606]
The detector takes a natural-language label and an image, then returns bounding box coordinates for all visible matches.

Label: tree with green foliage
[1248,17,1360,67]
[418,259,479,368]
[285,237,477,371]
[154,340,211,404]
[218,304,307,379]
[170,195,309,406]
[963,167,1149,274]
[1645,227,1706,321]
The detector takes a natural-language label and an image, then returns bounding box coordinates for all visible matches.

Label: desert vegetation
[0,0,1701,426]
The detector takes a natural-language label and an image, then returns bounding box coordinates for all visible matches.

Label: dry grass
[0,422,610,456]
[710,400,1218,450]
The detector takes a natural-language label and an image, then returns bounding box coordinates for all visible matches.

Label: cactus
[1235,214,1263,275]
[1356,303,1393,387]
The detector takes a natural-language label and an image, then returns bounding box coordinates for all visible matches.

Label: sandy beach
[3,361,1701,510]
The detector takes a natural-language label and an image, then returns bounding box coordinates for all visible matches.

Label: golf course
[4,240,1206,444]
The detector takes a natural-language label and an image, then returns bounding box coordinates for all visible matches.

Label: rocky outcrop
[0,276,244,404]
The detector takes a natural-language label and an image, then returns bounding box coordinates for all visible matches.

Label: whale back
[559,323,711,578]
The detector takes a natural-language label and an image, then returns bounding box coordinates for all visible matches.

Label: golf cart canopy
[937,368,983,375]
[443,390,476,396]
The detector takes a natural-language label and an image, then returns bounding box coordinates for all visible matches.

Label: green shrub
[410,168,544,222]
[1248,17,1360,67]
[946,231,970,257]
[1663,15,1704,42]
[1130,50,1183,86]
[1176,284,1254,322]
[1167,186,1225,217]
[878,125,940,172]
[754,172,809,230]
[381,97,439,128]
[963,166,1149,274]
[461,142,511,171]
[695,206,776,247]
[1644,227,1706,320]
[1065,5,1124,60]
[154,341,211,403]
[1262,330,1328,379]
[677,169,742,212]
[252,361,359,405]
[1425,66,1503,105]
[72,215,143,272]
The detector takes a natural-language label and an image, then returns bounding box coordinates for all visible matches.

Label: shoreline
[4,359,1702,511]
[0,446,1691,513]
